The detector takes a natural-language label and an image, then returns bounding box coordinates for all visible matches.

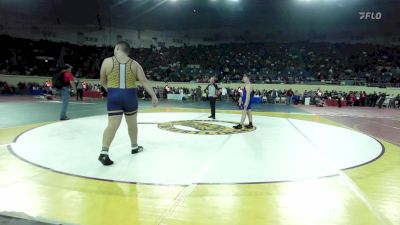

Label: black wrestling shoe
[60,117,70,121]
[245,124,254,129]
[208,115,213,118]
[131,146,144,154]
[233,124,242,129]
[98,154,114,166]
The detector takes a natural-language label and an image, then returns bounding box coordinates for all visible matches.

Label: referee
[204,76,220,119]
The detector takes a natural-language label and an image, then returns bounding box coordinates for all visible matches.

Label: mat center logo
[158,120,255,135]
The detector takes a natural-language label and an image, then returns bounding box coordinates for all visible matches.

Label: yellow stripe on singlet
[107,57,137,89]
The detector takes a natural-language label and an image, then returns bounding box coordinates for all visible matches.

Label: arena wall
[1,74,399,95]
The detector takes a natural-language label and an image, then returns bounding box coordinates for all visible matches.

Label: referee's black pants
[209,97,216,118]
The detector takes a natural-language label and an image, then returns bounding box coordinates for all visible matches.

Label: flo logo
[359,12,382,20]
[158,120,256,135]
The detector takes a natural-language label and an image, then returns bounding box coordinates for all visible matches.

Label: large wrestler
[99,41,158,166]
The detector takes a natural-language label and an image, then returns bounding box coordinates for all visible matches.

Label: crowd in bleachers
[1,33,399,108]
[0,80,51,95]
[1,78,399,108]
[136,85,400,108]
[1,34,399,86]
[0,80,102,95]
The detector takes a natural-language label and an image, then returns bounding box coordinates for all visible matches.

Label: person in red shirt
[60,65,77,120]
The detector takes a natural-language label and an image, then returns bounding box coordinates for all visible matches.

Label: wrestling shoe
[233,124,242,129]
[98,154,114,166]
[132,146,144,154]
